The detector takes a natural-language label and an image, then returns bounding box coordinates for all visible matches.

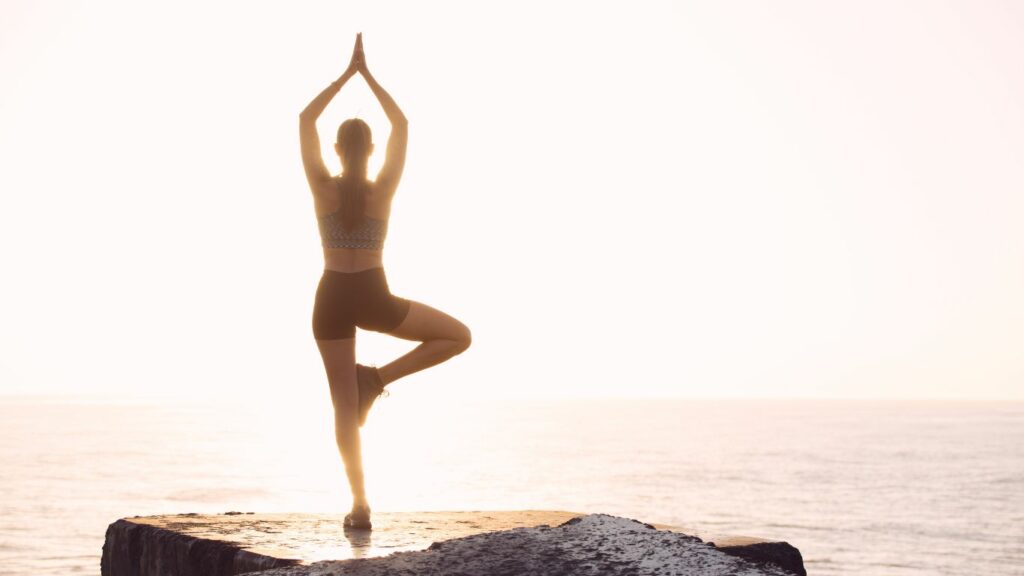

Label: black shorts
[312,267,412,340]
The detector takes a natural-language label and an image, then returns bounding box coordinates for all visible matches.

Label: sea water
[0,396,1021,575]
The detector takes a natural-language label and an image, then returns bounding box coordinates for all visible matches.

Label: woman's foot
[343,502,372,530]
[356,364,388,427]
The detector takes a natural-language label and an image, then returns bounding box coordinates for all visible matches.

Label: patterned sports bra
[317,211,389,250]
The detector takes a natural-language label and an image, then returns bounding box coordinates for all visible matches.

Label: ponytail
[335,119,373,232]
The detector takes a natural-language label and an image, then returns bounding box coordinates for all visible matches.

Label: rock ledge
[101,510,805,576]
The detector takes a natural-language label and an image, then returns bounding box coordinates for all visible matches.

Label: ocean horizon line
[1,392,1020,404]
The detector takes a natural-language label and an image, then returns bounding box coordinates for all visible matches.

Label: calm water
[0,396,1021,575]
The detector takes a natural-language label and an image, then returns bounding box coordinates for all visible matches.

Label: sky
[1,0,1022,402]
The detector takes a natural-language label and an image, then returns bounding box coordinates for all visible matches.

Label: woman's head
[334,118,374,179]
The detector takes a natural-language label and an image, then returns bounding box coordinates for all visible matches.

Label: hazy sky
[1,0,1022,401]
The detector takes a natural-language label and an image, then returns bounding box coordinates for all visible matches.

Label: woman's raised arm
[299,36,361,190]
[356,36,408,195]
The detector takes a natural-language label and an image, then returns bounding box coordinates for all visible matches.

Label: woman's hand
[337,33,363,81]
[354,33,369,76]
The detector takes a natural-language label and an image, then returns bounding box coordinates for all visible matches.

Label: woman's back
[314,177,395,272]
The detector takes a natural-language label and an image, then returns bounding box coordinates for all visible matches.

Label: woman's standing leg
[377,300,472,386]
[316,337,369,508]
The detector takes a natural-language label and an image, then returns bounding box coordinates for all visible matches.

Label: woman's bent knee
[453,324,472,355]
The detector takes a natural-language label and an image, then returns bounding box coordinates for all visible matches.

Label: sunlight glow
[1,0,1023,401]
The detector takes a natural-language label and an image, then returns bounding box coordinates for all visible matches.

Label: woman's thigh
[312,270,358,340]
[385,300,470,343]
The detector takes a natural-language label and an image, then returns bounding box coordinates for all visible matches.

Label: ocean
[0,396,1021,575]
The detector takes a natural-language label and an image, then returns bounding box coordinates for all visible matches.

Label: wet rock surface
[245,514,802,576]
[101,510,805,576]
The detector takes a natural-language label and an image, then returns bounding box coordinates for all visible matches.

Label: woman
[300,33,472,530]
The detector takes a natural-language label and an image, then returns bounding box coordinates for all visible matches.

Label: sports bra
[317,211,389,250]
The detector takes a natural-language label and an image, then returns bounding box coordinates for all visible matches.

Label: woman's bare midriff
[323,247,385,273]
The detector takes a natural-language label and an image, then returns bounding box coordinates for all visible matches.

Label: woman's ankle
[375,365,394,387]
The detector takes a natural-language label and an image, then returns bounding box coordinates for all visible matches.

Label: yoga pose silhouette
[300,33,472,530]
